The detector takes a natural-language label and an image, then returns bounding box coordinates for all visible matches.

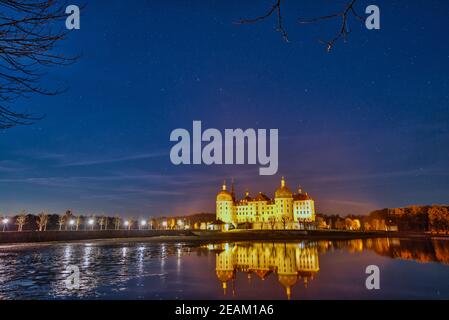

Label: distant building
[216,177,316,229]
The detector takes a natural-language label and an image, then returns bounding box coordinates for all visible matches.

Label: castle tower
[216,245,235,296]
[216,181,235,225]
[275,177,294,224]
[277,244,298,300]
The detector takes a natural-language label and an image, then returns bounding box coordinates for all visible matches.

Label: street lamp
[88,218,94,230]
[69,219,75,231]
[140,220,147,230]
[2,218,8,232]
[162,221,167,229]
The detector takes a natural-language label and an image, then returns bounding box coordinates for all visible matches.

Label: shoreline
[1,229,448,246]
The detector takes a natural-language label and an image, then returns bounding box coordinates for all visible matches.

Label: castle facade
[216,177,315,229]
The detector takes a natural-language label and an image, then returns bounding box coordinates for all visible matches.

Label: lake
[0,238,448,299]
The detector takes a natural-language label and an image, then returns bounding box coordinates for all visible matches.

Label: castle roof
[253,269,272,280]
[218,177,312,203]
[216,181,233,201]
[242,192,253,202]
[253,192,271,202]
[293,193,311,201]
[275,177,293,198]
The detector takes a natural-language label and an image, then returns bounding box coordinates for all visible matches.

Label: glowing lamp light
[124,220,129,226]
[88,219,94,225]
[69,219,75,226]
[162,221,167,228]
[1,218,8,232]
[141,220,147,226]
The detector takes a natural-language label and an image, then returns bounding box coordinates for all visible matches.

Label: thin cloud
[0,160,27,173]
[310,167,449,184]
[55,151,167,167]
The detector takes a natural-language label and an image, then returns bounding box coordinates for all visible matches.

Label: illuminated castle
[214,242,319,299]
[216,177,315,229]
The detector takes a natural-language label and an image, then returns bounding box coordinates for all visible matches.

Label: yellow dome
[216,270,234,282]
[217,191,233,201]
[217,182,233,201]
[278,274,298,300]
[275,177,293,198]
[278,274,298,288]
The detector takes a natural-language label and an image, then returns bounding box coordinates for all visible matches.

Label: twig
[235,0,289,43]
[300,0,361,52]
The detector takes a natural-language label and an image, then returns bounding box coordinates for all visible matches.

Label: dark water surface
[1,238,449,299]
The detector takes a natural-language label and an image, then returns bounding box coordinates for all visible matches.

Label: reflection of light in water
[83,244,93,268]
[63,245,72,263]
[176,244,182,275]
[1,239,448,299]
[215,242,320,300]
[160,243,167,269]
[138,246,145,274]
[157,243,167,285]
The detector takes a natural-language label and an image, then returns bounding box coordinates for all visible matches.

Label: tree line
[317,205,449,233]
[1,210,155,232]
[3,206,448,233]
[368,205,449,233]
[0,211,217,232]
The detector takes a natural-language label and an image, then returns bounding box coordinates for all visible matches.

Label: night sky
[0,0,448,217]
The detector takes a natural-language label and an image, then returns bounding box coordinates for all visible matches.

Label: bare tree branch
[300,0,362,52]
[235,0,289,43]
[236,0,363,51]
[0,0,79,129]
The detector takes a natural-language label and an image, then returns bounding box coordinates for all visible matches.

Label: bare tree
[0,0,78,129]
[281,215,290,230]
[75,215,81,231]
[58,214,65,231]
[98,216,105,230]
[63,209,73,230]
[36,210,49,231]
[268,216,277,230]
[126,218,134,231]
[236,0,363,51]
[15,210,27,231]
[113,216,121,230]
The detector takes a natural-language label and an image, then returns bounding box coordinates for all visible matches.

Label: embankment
[0,230,193,244]
[0,229,443,245]
[0,229,390,244]
[192,229,389,241]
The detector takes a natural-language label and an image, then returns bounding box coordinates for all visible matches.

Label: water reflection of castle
[211,242,319,299]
